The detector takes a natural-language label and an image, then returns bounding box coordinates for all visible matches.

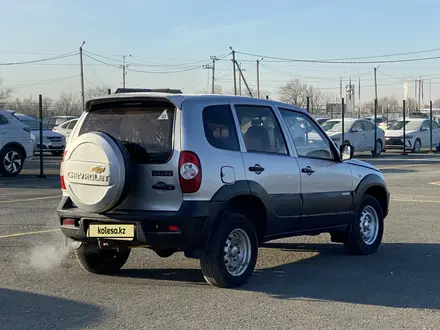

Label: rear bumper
[57,197,224,251]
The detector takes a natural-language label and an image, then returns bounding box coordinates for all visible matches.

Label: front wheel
[371,139,383,156]
[344,195,384,255]
[75,243,131,274]
[412,139,421,153]
[200,212,258,288]
[0,146,24,177]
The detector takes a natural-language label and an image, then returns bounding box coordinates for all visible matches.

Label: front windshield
[388,120,421,131]
[19,119,40,130]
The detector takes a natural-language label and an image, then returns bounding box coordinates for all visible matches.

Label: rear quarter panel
[180,98,247,201]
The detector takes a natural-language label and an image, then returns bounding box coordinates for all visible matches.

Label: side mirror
[351,127,360,133]
[340,144,354,161]
[421,127,428,132]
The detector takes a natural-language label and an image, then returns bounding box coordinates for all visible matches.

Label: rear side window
[0,115,8,125]
[67,120,77,129]
[79,100,175,164]
[202,105,239,151]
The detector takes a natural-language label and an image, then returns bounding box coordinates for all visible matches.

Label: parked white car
[384,118,440,152]
[14,113,66,156]
[321,118,385,156]
[0,110,33,176]
[43,115,78,130]
[52,118,78,141]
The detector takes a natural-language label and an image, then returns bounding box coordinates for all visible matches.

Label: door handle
[152,182,175,191]
[301,166,315,175]
[249,164,265,173]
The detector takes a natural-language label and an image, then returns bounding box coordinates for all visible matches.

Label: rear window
[79,100,175,164]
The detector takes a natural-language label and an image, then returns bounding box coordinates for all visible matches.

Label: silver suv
[57,93,390,288]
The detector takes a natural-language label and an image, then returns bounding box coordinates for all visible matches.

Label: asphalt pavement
[1,152,440,329]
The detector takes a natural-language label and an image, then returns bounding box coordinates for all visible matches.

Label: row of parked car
[0,111,78,176]
[315,115,440,155]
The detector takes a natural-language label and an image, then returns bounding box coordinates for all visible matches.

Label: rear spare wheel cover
[63,132,129,213]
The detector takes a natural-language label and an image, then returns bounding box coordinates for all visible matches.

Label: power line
[0,52,78,66]
[235,50,440,64]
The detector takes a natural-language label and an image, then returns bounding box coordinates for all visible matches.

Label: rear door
[420,120,431,147]
[77,98,183,211]
[361,119,376,151]
[233,104,302,235]
[0,114,10,149]
[278,109,353,230]
[349,120,366,151]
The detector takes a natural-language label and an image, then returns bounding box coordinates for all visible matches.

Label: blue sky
[1,0,440,104]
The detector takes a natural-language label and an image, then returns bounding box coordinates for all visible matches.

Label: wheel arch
[1,142,27,158]
[210,180,269,243]
[352,174,389,218]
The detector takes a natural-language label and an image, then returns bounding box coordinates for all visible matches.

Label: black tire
[343,195,384,255]
[51,151,63,156]
[200,212,258,288]
[371,139,382,156]
[75,243,131,274]
[412,138,421,153]
[0,146,24,177]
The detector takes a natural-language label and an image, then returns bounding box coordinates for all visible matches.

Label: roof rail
[114,88,182,94]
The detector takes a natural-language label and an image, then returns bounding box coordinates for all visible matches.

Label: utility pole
[358,77,361,118]
[79,41,85,111]
[373,66,379,101]
[418,76,422,109]
[203,61,214,93]
[210,56,218,94]
[235,62,253,97]
[430,78,432,102]
[121,55,131,88]
[339,77,342,99]
[257,57,263,98]
[230,47,237,95]
[237,63,245,96]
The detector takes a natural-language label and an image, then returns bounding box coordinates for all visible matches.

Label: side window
[432,121,440,129]
[234,105,287,155]
[0,115,8,125]
[351,121,363,132]
[202,105,240,151]
[361,120,374,131]
[422,120,430,131]
[280,109,335,161]
[67,120,77,130]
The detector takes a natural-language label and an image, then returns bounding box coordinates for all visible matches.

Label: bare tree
[7,96,39,117]
[55,92,81,116]
[197,85,224,94]
[0,79,11,107]
[378,96,399,113]
[278,79,329,113]
[85,86,110,100]
[433,99,440,108]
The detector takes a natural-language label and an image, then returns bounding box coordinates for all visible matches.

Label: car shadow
[118,243,440,310]
[117,268,206,284]
[241,242,440,309]
[0,288,105,328]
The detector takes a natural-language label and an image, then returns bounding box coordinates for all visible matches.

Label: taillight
[178,151,201,193]
[60,151,67,190]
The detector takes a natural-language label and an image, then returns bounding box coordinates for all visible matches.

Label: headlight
[405,135,414,139]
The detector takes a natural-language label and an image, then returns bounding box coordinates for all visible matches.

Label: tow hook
[97,239,129,252]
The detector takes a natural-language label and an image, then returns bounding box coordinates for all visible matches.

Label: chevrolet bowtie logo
[90,165,105,174]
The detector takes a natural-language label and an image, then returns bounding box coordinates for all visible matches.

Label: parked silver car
[57,93,390,288]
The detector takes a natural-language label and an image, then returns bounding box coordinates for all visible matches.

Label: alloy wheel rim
[3,151,22,174]
[223,228,252,277]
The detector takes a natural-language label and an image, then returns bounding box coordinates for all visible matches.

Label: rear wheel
[75,242,131,274]
[200,212,258,288]
[0,146,24,177]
